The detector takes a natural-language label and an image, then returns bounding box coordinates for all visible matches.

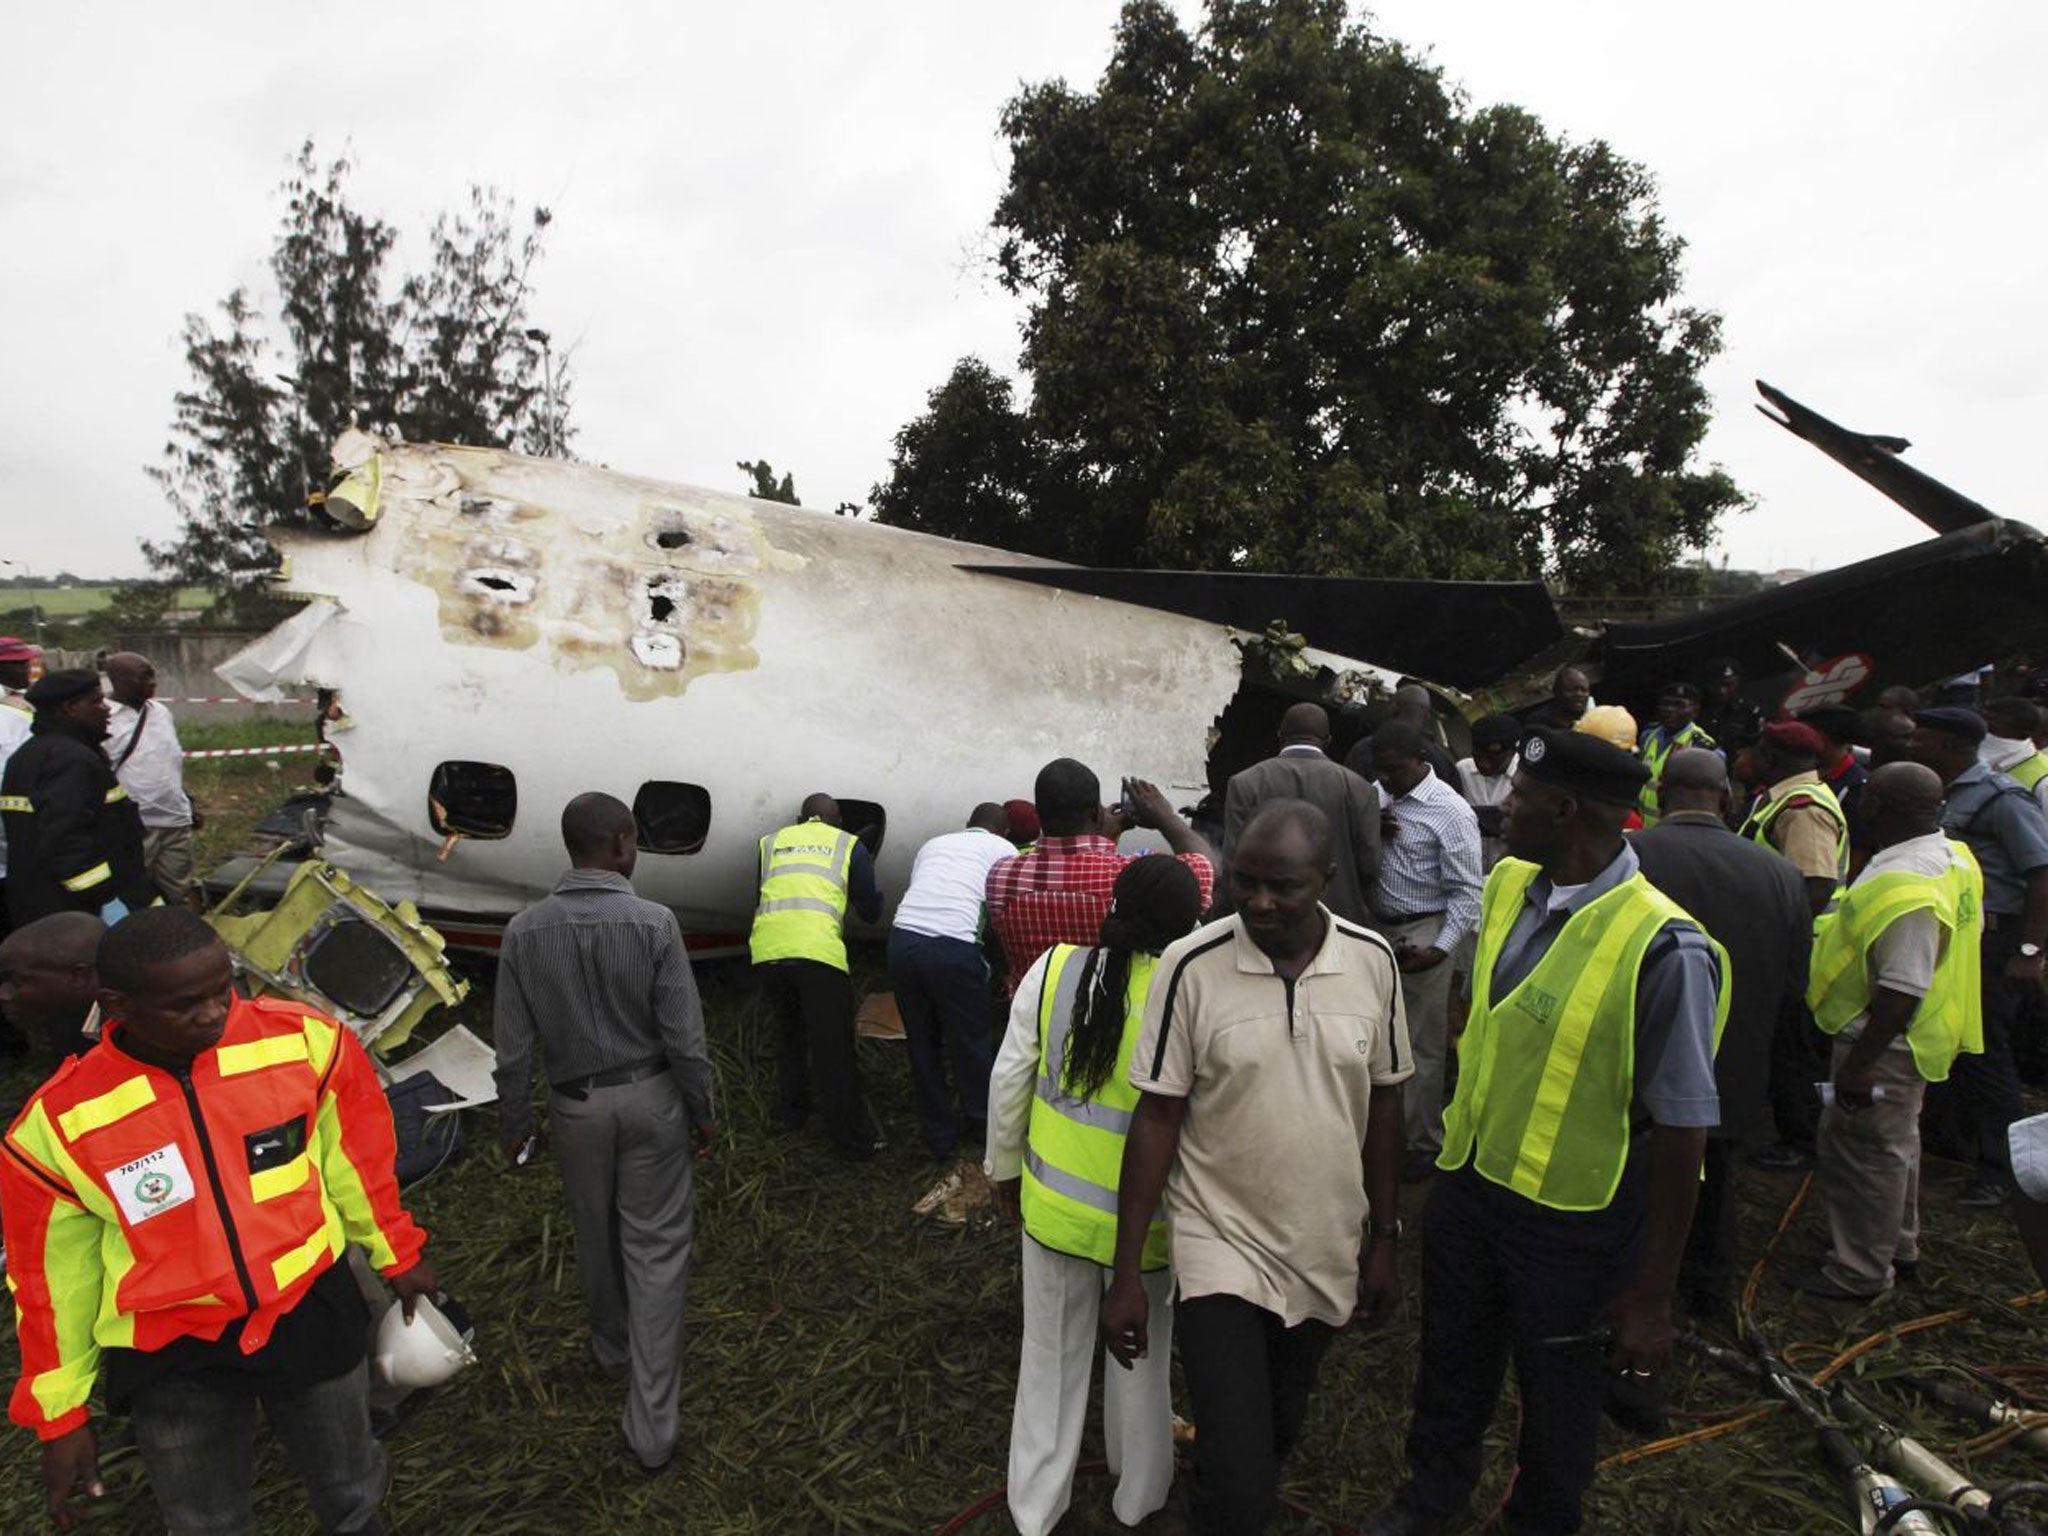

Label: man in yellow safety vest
[1362,727,1725,1536]
[749,793,884,1158]
[1794,762,1985,1300]
[1635,681,1716,827]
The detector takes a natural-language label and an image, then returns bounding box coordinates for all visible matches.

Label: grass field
[0,746,2043,1533]
[0,585,212,618]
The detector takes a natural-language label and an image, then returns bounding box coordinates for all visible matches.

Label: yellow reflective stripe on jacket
[2009,755,2048,793]
[310,1089,397,1270]
[1808,840,1984,1082]
[60,862,112,893]
[55,1076,156,1140]
[1021,945,1168,1270]
[749,820,857,970]
[302,1014,341,1083]
[249,1153,313,1204]
[1742,779,1850,877]
[215,1034,308,1078]
[1444,860,1728,1211]
[0,794,30,813]
[270,1224,340,1292]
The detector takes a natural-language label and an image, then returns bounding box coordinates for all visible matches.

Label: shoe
[1956,1177,2009,1210]
[1782,1265,1882,1303]
[1354,1498,1447,1536]
[627,1435,674,1477]
[1892,1258,1920,1285]
[1401,1150,1439,1184]
[1746,1142,1815,1174]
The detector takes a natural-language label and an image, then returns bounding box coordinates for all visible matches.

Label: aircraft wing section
[1755,379,2002,536]
[953,566,1564,691]
[1593,519,2048,708]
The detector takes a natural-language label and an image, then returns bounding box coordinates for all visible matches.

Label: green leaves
[146,142,572,597]
[875,0,1743,595]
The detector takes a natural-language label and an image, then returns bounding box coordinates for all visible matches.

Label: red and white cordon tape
[182,744,327,760]
[168,696,314,705]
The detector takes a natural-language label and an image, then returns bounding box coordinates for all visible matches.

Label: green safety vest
[1638,722,1716,826]
[1740,777,1851,882]
[2007,754,2048,794]
[749,819,857,970]
[1440,859,1729,1212]
[1021,944,1169,1270]
[1807,839,1985,1083]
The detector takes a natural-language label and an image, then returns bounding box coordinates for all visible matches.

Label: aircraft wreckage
[205,379,2048,1080]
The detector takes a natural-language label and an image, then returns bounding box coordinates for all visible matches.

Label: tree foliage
[147,143,573,607]
[737,460,801,506]
[872,0,1744,589]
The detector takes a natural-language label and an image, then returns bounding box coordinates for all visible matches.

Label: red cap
[1002,798,1040,845]
[1759,720,1826,758]
[0,636,40,663]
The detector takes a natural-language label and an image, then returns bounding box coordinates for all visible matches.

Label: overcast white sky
[4,1,2043,582]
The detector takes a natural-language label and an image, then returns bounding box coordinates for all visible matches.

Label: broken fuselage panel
[226,434,1410,950]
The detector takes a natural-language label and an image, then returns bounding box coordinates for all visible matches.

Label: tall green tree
[737,460,801,505]
[147,143,573,609]
[872,0,1743,589]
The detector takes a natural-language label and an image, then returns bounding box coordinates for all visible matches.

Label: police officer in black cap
[0,669,158,926]
[1361,728,1726,1536]
[1909,705,2048,1206]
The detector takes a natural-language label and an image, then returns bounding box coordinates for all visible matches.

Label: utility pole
[524,328,556,456]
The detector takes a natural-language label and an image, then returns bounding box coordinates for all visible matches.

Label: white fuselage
[224,435,1391,947]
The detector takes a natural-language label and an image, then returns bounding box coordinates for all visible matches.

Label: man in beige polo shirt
[1102,799,1411,1535]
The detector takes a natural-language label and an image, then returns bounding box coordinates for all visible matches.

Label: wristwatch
[2021,942,2043,959]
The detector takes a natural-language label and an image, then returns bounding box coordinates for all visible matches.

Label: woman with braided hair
[986,855,1206,1536]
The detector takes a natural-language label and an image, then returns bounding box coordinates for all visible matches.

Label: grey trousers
[1385,914,1455,1154]
[1815,1040,1925,1294]
[551,1071,696,1468]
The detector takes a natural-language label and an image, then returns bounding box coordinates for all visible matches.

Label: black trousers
[1766,992,1828,1151]
[1176,1292,1334,1536]
[759,959,873,1155]
[1927,925,2029,1177]
[1678,1137,1737,1314]
[1401,1164,1647,1536]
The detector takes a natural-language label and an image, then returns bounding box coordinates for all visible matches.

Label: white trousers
[1007,1235,1175,1536]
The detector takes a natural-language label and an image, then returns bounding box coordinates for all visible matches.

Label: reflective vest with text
[1807,839,1984,1083]
[749,820,858,971]
[1439,859,1728,1211]
[1021,944,1169,1270]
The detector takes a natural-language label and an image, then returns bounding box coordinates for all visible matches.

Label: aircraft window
[429,761,517,840]
[647,581,678,622]
[836,798,886,858]
[634,781,713,856]
[654,528,692,550]
[301,914,413,1018]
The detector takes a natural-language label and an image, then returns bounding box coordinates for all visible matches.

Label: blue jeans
[131,1359,388,1535]
[886,928,995,1157]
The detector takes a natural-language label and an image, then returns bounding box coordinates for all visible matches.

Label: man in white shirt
[886,803,1018,1159]
[1370,722,1483,1181]
[103,653,201,905]
[1455,714,1520,875]
[0,637,41,942]
[1982,697,2048,814]
[1801,762,1984,1300]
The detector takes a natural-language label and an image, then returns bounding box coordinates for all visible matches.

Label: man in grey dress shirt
[492,792,716,1474]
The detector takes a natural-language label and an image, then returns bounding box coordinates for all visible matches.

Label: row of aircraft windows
[426,762,887,858]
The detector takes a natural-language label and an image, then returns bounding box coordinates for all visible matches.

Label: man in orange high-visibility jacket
[1,908,437,1534]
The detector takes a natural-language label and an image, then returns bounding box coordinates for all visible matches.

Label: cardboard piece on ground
[385,1024,499,1109]
[855,991,905,1040]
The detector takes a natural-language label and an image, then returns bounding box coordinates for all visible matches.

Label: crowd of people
[5,634,2048,1535]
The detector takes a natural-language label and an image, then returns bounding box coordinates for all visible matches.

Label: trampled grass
[0,810,2041,1531]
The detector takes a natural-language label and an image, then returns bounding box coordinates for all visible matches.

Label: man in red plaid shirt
[985,758,1218,996]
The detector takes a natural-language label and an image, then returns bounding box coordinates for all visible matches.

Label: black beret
[23,668,102,708]
[1660,681,1703,703]
[1518,725,1650,807]
[1912,706,1987,746]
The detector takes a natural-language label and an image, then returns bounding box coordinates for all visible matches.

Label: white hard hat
[373,1295,476,1391]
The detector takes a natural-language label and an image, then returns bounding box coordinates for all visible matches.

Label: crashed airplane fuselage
[222,432,1403,950]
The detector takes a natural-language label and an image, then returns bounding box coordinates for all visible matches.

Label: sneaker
[1956,1176,2009,1210]
[1782,1265,1883,1303]
[1746,1142,1815,1173]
